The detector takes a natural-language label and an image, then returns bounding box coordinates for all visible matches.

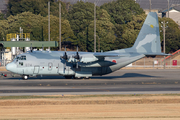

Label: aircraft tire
[22,75,28,80]
[64,76,72,79]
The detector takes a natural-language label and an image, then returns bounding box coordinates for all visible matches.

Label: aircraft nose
[6,62,16,72]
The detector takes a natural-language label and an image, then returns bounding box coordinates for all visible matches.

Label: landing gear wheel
[64,76,72,79]
[22,75,28,80]
[72,75,77,79]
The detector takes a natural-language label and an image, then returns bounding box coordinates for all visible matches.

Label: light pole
[48,1,50,50]
[97,35,100,52]
[149,0,151,12]
[59,1,61,51]
[167,0,169,18]
[161,20,168,69]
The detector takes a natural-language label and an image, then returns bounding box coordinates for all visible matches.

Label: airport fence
[125,57,180,69]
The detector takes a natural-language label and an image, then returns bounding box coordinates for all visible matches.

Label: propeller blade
[62,52,68,60]
[74,46,80,60]
[61,47,69,60]
[76,62,78,68]
[63,61,66,73]
[30,43,32,52]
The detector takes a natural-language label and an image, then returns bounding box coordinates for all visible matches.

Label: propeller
[61,51,68,60]
[73,46,81,68]
[60,47,69,73]
[60,47,68,60]
[74,47,80,60]
[30,43,32,52]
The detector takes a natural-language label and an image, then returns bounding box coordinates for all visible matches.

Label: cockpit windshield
[14,55,26,62]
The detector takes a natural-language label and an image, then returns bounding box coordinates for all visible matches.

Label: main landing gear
[64,76,73,79]
[64,76,90,79]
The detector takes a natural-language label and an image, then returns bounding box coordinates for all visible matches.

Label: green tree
[0,12,76,47]
[67,1,115,51]
[114,14,146,49]
[86,9,116,52]
[67,1,95,51]
[67,1,94,36]
[7,0,67,17]
[0,13,5,20]
[159,17,180,53]
[100,0,145,50]
[41,15,76,45]
[101,0,144,24]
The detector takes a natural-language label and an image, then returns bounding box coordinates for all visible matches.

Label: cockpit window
[21,56,26,60]
[15,56,26,60]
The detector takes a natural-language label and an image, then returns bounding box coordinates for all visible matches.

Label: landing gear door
[33,66,40,74]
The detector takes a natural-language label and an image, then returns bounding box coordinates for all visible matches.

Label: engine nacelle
[80,56,99,63]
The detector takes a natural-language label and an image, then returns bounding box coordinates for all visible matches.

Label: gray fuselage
[6,50,144,78]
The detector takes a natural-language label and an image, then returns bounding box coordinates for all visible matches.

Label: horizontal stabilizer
[145,53,171,56]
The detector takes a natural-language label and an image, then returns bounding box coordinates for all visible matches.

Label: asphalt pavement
[0,69,180,96]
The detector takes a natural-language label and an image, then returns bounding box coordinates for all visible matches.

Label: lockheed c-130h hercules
[6,12,169,80]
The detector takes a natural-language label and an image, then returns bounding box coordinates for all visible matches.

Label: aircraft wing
[94,52,129,57]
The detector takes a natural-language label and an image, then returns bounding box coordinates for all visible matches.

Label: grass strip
[0,93,180,100]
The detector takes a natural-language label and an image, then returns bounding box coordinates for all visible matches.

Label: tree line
[0,0,180,53]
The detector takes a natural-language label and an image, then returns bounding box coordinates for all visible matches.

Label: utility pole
[167,0,169,18]
[48,1,50,50]
[94,2,96,53]
[161,20,168,69]
[59,1,61,51]
[149,0,151,12]
[98,36,100,52]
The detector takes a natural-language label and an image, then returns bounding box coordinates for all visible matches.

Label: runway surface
[0,69,180,96]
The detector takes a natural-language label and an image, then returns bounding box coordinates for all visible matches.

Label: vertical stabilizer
[132,12,161,54]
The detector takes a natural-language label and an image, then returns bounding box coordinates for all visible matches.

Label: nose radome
[6,62,16,72]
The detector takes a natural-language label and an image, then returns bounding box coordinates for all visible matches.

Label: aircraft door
[33,66,40,74]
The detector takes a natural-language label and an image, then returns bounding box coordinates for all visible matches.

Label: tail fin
[132,12,162,55]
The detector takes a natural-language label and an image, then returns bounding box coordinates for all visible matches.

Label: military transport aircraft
[6,12,168,80]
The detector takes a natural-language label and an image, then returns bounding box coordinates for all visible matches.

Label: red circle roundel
[112,60,116,63]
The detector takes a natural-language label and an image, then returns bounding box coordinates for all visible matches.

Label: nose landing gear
[22,75,29,80]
